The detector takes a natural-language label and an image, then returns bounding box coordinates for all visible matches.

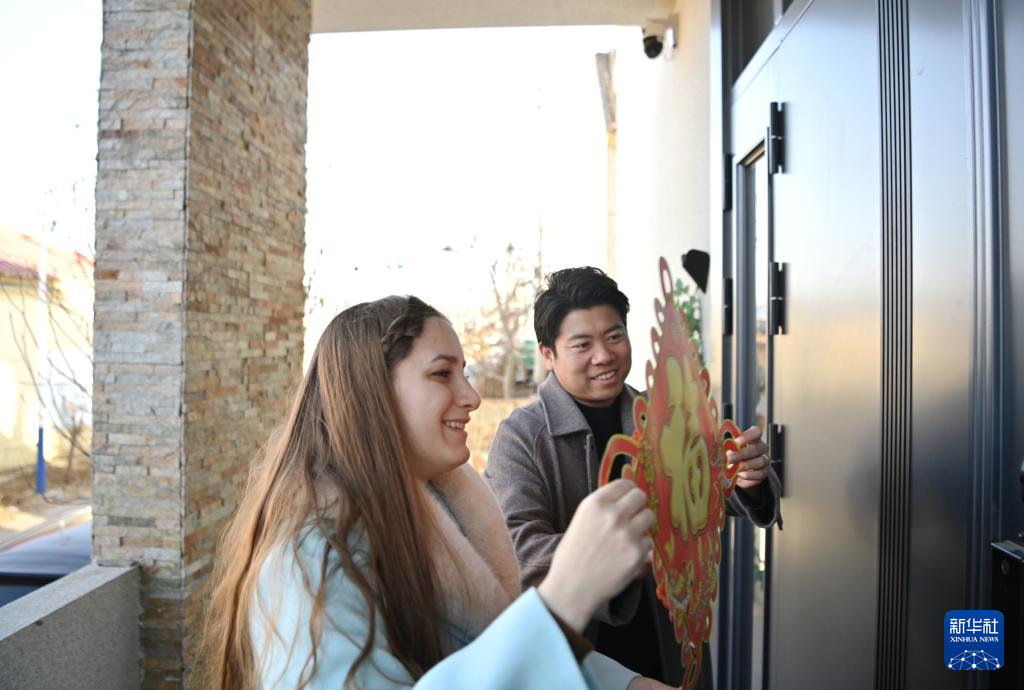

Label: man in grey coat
[484,267,780,688]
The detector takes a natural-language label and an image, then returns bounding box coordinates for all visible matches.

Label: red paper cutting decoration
[598,257,743,690]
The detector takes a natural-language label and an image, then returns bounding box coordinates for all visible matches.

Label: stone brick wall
[94,5,191,686]
[93,1,309,687]
[182,0,309,667]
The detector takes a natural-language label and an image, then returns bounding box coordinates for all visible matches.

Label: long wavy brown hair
[199,296,448,689]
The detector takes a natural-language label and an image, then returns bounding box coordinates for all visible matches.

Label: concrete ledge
[0,564,140,690]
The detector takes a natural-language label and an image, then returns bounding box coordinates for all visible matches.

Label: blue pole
[35,229,49,496]
[36,426,45,494]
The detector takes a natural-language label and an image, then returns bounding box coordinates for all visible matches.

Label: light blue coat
[252,532,638,690]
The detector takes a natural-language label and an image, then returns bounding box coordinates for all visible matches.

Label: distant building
[0,226,93,475]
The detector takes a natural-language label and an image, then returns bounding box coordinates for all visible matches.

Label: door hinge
[768,102,785,175]
[723,277,734,337]
[723,152,733,212]
[770,262,786,334]
[769,422,785,496]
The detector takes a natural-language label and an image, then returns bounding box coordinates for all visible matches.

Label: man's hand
[726,425,771,490]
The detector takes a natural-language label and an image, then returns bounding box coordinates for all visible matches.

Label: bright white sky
[307,26,634,335]
[0,2,637,342]
[305,25,635,337]
[0,0,102,251]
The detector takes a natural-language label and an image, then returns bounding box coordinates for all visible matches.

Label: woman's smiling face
[391,317,482,482]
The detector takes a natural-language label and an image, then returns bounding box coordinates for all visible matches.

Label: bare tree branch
[478,243,541,398]
[1,245,94,463]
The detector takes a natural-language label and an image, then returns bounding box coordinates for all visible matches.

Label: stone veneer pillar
[93,1,310,686]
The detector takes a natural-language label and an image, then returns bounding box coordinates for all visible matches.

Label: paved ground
[0,462,91,548]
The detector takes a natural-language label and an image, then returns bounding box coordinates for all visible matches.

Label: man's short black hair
[534,267,630,351]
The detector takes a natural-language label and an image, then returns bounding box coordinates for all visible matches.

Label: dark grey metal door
[995,1,1024,685]
[1002,0,1024,544]
[726,1,884,688]
[718,1,1019,688]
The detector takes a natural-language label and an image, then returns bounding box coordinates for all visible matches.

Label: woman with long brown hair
[200,295,668,690]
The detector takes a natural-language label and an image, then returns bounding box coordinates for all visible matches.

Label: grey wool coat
[484,374,781,687]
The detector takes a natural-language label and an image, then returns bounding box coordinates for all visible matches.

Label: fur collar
[425,463,521,638]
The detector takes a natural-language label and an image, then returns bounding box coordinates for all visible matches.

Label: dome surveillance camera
[643,33,664,59]
[641,16,677,60]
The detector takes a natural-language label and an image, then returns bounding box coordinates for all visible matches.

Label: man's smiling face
[540,304,632,408]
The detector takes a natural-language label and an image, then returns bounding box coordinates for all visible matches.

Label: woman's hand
[538,479,654,632]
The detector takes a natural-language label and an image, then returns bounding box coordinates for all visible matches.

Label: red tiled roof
[0,255,38,278]
[0,226,93,282]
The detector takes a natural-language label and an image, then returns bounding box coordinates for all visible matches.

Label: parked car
[0,507,91,607]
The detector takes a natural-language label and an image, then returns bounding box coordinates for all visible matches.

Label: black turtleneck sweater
[576,396,663,681]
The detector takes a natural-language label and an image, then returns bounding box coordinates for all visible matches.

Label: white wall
[613,0,711,390]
